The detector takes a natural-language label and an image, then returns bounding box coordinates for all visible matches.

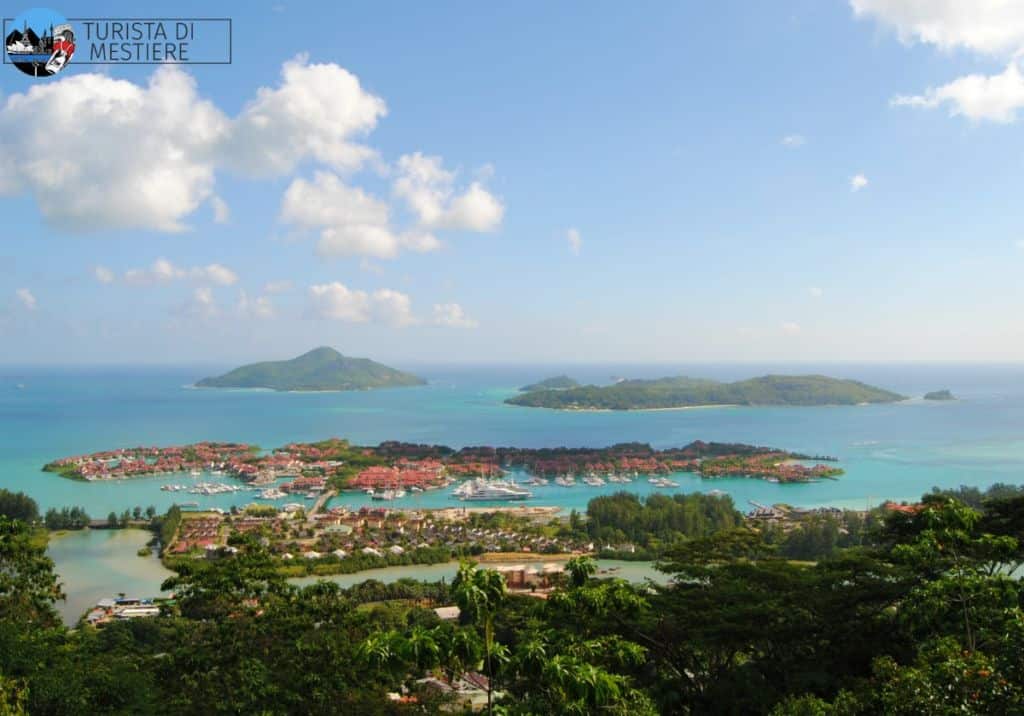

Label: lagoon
[46,528,664,625]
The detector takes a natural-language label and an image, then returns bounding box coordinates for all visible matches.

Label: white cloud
[782,321,802,336]
[15,288,36,310]
[123,258,238,286]
[781,134,806,147]
[179,287,217,319]
[433,302,479,328]
[94,266,115,284]
[210,196,230,223]
[1016,239,1024,249]
[850,174,869,191]
[393,153,504,232]
[808,286,824,298]
[566,227,583,255]
[891,60,1024,122]
[262,280,293,294]
[0,56,497,242]
[0,66,228,232]
[281,171,440,259]
[853,3,1024,124]
[227,54,386,176]
[307,282,415,326]
[237,290,275,319]
[850,0,1024,55]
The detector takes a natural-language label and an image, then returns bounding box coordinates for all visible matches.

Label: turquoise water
[4,363,1024,516]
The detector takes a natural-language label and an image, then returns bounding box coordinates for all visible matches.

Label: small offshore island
[519,375,580,391]
[924,389,956,401]
[507,373,906,410]
[195,346,425,392]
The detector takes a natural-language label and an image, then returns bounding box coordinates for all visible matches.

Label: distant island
[924,389,956,401]
[195,347,425,392]
[519,375,580,391]
[506,374,907,410]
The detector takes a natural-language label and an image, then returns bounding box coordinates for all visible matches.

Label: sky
[3,0,1024,365]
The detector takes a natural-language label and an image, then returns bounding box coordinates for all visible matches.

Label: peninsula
[519,375,580,391]
[195,347,425,392]
[506,374,906,410]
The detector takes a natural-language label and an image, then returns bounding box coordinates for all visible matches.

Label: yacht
[455,478,532,501]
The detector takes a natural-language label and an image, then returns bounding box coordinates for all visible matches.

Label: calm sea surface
[10,362,1023,623]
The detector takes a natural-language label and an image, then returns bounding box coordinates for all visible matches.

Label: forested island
[195,347,425,392]
[924,389,956,400]
[507,373,906,410]
[519,375,580,391]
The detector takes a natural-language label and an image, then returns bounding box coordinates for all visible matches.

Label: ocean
[3,362,1024,517]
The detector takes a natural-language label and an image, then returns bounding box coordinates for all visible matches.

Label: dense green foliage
[518,375,580,391]
[584,492,743,557]
[3,490,1024,714]
[196,346,425,391]
[0,490,38,523]
[507,373,906,410]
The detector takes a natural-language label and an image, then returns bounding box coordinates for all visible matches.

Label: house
[388,545,405,555]
[362,547,383,557]
[332,549,348,559]
[433,605,461,621]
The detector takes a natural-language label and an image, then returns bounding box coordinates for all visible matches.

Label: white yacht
[455,478,532,501]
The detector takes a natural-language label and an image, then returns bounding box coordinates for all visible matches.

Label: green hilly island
[506,374,906,410]
[519,375,580,391]
[196,347,425,392]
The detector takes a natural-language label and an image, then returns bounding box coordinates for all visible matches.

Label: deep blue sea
[3,362,1024,516]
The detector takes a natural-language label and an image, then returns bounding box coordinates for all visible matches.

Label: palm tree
[565,556,597,588]
[452,562,507,714]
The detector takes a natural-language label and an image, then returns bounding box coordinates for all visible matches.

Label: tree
[107,512,118,528]
[0,491,38,524]
[565,556,597,588]
[0,517,63,627]
[453,562,507,714]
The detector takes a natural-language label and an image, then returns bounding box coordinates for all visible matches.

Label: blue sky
[2,0,1024,364]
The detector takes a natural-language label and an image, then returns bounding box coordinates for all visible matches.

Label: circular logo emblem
[5,8,74,77]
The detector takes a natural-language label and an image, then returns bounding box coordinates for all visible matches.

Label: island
[924,389,956,401]
[194,347,425,392]
[43,437,842,486]
[506,374,906,410]
[519,375,580,391]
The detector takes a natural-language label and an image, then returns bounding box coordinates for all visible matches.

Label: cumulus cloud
[0,56,496,242]
[850,0,1024,55]
[237,290,275,319]
[0,66,228,232]
[853,2,1024,123]
[307,282,415,326]
[94,266,115,284]
[281,171,440,259]
[566,228,583,255]
[15,288,36,310]
[433,303,479,328]
[891,61,1024,122]
[393,153,504,232]
[850,174,869,191]
[227,54,386,176]
[782,321,802,336]
[781,134,806,147]
[123,258,239,286]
